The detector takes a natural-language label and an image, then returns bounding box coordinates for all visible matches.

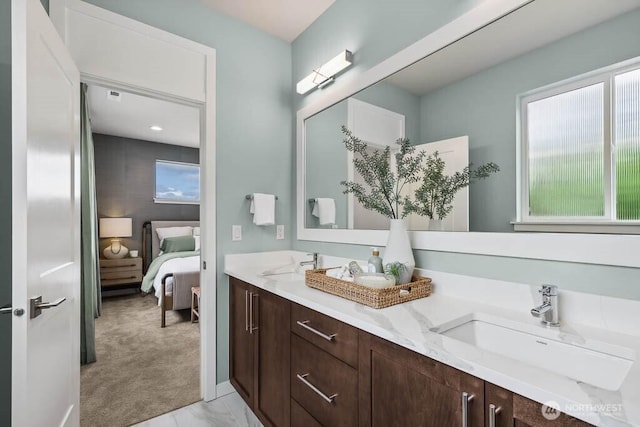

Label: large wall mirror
[297,0,640,267]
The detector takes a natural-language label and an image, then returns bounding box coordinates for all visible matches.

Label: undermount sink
[431,313,635,391]
[261,271,305,282]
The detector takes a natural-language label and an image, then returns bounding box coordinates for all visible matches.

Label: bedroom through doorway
[80,84,205,427]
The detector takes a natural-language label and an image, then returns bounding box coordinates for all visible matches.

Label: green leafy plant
[340,126,425,219]
[404,152,500,220]
[384,262,407,285]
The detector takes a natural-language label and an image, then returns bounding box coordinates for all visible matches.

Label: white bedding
[153,255,200,306]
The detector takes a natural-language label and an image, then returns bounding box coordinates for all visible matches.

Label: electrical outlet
[232,225,242,241]
[276,225,285,240]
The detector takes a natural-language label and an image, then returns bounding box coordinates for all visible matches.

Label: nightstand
[99,257,143,289]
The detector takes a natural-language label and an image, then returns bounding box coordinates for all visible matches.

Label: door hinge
[203,261,207,270]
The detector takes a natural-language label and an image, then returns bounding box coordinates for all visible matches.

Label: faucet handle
[539,284,558,296]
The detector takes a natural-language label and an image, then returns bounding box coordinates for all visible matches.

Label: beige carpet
[81,292,200,427]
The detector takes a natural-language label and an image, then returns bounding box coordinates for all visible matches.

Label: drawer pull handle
[296,320,336,341]
[488,403,502,427]
[249,293,258,334]
[244,290,249,332]
[296,373,337,403]
[461,392,474,427]
[102,264,136,268]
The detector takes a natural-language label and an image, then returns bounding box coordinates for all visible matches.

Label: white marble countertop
[225,251,640,426]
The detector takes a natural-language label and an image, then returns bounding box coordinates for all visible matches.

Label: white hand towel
[311,198,336,225]
[250,193,275,226]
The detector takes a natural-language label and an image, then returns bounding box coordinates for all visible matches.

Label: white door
[404,136,470,231]
[11,0,81,425]
[347,98,405,230]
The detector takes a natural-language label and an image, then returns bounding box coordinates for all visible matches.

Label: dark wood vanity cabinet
[358,332,592,427]
[290,303,359,427]
[359,331,484,427]
[229,277,255,405]
[485,382,514,427]
[229,277,291,427]
[229,278,594,427]
[512,393,592,427]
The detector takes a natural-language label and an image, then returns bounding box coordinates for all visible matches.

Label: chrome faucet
[531,284,560,327]
[299,252,318,270]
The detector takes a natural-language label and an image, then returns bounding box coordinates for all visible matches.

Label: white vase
[382,219,415,284]
[428,219,443,231]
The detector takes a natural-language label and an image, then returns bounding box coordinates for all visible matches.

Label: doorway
[81,84,204,425]
[50,0,218,404]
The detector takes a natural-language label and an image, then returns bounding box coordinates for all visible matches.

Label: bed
[141,220,200,327]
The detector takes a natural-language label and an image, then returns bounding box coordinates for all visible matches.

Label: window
[519,60,640,231]
[154,160,200,204]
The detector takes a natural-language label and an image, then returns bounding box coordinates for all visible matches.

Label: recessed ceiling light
[150,125,163,132]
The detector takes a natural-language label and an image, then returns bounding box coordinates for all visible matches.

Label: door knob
[30,296,66,319]
[0,305,25,316]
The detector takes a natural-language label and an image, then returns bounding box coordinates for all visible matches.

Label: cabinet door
[513,394,593,427]
[254,289,291,427]
[359,331,484,427]
[485,382,514,427]
[229,277,256,406]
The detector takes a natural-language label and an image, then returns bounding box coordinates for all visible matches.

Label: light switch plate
[276,225,285,240]
[232,225,242,241]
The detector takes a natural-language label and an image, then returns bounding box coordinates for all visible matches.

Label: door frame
[49,0,218,401]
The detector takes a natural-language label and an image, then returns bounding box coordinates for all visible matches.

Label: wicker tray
[305,268,432,309]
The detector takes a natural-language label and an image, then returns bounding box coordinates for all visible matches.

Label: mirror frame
[296,0,640,268]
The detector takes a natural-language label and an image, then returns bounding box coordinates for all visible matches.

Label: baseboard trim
[215,381,235,398]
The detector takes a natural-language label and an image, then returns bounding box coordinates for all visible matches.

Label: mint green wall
[0,0,11,422]
[84,0,293,384]
[292,0,485,112]
[419,9,640,232]
[292,3,640,301]
[305,100,348,228]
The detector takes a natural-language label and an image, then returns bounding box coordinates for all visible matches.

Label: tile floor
[134,391,263,427]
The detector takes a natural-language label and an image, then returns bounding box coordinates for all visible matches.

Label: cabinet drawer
[291,303,358,368]
[291,334,358,427]
[291,398,322,427]
[101,275,142,287]
[100,258,141,269]
[101,269,142,280]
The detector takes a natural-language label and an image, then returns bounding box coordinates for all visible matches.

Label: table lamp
[99,218,133,259]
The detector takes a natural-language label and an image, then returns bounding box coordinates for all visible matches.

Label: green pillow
[160,235,195,253]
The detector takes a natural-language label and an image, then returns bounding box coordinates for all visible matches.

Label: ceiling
[199,0,335,42]
[87,85,200,148]
[387,0,640,96]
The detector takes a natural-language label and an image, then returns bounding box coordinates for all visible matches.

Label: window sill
[154,198,200,205]
[512,221,640,234]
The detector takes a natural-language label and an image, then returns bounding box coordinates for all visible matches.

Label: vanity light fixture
[150,125,163,132]
[296,50,353,95]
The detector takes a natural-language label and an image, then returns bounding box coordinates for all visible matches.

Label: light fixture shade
[297,50,353,95]
[99,218,133,238]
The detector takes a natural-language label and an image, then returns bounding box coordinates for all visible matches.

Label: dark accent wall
[94,133,199,255]
[0,0,11,423]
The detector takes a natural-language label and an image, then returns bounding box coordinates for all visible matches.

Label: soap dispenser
[368,248,383,273]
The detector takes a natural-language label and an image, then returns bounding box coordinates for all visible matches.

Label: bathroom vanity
[225,251,640,427]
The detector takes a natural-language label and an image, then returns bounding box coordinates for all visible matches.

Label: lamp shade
[99,218,132,238]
